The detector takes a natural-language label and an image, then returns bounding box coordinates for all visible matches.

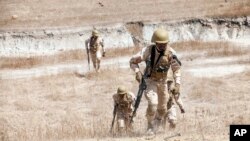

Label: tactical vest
[117,94,133,111]
[145,45,174,81]
[89,36,99,53]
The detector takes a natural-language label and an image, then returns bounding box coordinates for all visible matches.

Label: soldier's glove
[102,51,106,57]
[171,83,180,95]
[135,71,142,83]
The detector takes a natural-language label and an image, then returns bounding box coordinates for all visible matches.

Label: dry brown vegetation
[213,1,250,17]
[0,68,249,141]
[172,41,249,57]
[0,44,250,140]
[1,0,250,29]
[0,47,141,69]
[0,49,85,69]
[1,41,248,70]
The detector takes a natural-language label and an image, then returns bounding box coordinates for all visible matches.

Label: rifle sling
[150,45,164,71]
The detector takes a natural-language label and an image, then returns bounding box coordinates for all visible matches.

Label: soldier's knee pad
[118,119,125,128]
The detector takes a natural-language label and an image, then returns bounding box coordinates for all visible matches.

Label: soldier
[113,86,136,135]
[85,29,105,72]
[130,28,182,134]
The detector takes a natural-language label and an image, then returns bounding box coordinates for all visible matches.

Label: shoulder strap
[150,45,164,68]
[150,45,156,69]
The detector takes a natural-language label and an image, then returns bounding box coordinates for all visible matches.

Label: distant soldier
[112,86,136,135]
[85,29,105,72]
[130,28,182,134]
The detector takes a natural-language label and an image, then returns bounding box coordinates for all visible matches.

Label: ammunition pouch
[90,46,97,53]
[155,65,169,73]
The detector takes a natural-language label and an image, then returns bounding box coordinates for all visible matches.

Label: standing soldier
[112,86,136,135]
[130,28,182,134]
[85,29,105,72]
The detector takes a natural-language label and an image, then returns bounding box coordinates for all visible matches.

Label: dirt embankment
[0,17,250,57]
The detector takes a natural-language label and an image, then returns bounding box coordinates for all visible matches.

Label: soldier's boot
[125,120,133,135]
[146,121,155,136]
[154,117,163,132]
[155,109,167,131]
[93,62,97,70]
[96,60,101,72]
[169,119,176,129]
[146,105,157,135]
[162,115,167,130]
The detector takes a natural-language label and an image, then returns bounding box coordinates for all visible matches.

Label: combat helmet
[92,29,99,36]
[117,86,127,95]
[151,28,169,43]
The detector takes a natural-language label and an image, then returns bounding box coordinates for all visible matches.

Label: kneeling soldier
[113,86,135,135]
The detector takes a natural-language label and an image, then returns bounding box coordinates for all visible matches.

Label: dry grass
[0,47,140,69]
[1,0,250,29]
[0,64,250,141]
[210,0,250,17]
[0,68,141,141]
[172,41,249,57]
[105,47,141,58]
[1,41,247,69]
[0,49,85,69]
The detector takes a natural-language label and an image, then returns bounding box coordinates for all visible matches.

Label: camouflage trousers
[90,50,102,71]
[144,79,177,128]
[116,110,133,134]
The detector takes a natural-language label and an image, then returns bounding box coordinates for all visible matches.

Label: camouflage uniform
[113,87,135,134]
[130,28,181,133]
[85,30,105,72]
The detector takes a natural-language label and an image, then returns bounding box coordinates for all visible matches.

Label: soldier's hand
[135,71,142,83]
[102,52,106,57]
[171,83,180,95]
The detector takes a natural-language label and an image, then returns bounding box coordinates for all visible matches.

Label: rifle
[130,60,150,123]
[85,42,90,70]
[110,104,118,133]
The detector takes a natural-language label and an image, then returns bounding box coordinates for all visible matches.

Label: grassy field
[0,42,249,141]
[0,66,249,141]
[1,0,250,140]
